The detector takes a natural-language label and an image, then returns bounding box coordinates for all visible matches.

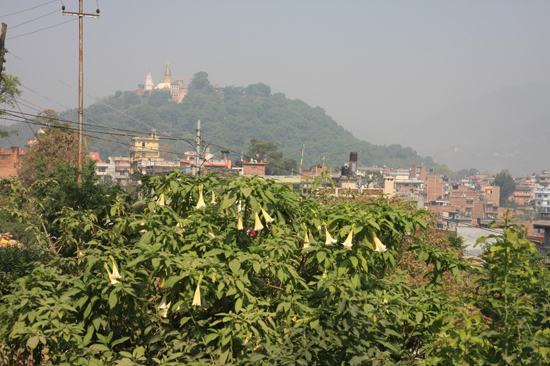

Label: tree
[493,169,516,206]
[0,73,21,138]
[248,138,297,175]
[432,163,456,179]
[188,71,214,93]
[19,110,85,184]
[245,83,271,97]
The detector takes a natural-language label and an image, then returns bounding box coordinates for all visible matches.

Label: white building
[534,187,550,213]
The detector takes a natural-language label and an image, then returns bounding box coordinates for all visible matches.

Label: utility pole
[62,1,99,184]
[0,23,7,85]
[195,120,201,177]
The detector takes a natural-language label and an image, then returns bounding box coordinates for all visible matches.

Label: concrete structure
[95,156,131,185]
[511,184,534,206]
[130,131,162,171]
[533,212,550,249]
[457,227,503,258]
[410,164,427,181]
[179,151,233,175]
[534,187,550,213]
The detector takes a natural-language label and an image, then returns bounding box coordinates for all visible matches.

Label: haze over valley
[3,1,550,176]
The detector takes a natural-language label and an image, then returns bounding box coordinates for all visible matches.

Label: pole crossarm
[62,11,99,18]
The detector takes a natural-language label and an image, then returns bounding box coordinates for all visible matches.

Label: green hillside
[51,72,432,172]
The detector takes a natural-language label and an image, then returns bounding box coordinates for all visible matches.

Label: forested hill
[60,72,432,170]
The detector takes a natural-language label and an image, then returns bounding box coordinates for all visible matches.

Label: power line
[0,110,197,155]
[7,18,76,40]
[9,51,158,131]
[10,9,59,29]
[1,1,57,18]
[13,98,36,137]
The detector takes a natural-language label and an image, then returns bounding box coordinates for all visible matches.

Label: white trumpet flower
[303,231,311,249]
[237,213,244,230]
[372,232,387,252]
[196,188,206,209]
[192,274,204,307]
[105,257,121,285]
[261,208,274,223]
[342,230,353,250]
[254,212,264,231]
[325,227,337,245]
[158,294,171,318]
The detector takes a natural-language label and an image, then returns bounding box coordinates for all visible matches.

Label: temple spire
[164,62,171,84]
[145,72,154,91]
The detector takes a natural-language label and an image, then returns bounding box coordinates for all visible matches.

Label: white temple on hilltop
[139,62,188,103]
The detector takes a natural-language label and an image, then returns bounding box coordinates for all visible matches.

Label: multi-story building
[534,187,550,213]
[130,131,162,171]
[511,184,535,206]
[95,156,131,185]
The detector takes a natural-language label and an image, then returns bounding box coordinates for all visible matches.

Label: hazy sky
[3,1,550,149]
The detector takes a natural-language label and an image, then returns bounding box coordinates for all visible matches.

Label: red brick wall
[0,147,23,178]
[243,163,266,176]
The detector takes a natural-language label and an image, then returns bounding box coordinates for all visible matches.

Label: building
[0,147,24,178]
[140,63,188,103]
[511,184,535,206]
[410,164,427,181]
[95,156,131,185]
[534,187,550,213]
[130,131,162,171]
[243,160,266,176]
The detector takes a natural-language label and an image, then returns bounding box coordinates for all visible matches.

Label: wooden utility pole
[195,120,201,177]
[62,1,99,184]
[0,23,7,85]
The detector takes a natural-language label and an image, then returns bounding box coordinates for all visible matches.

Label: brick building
[0,147,24,178]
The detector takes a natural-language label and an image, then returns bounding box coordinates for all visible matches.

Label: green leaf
[109,291,118,309]
[111,336,130,347]
[316,251,326,264]
[204,333,219,345]
[83,303,93,319]
[83,325,94,346]
[235,298,243,313]
[27,336,39,349]
[250,354,266,361]
[163,275,182,289]
[90,343,110,352]
[229,259,240,274]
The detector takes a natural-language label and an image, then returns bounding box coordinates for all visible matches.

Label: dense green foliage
[1,171,549,365]
[493,169,516,206]
[49,72,433,172]
[247,138,297,175]
[0,73,21,138]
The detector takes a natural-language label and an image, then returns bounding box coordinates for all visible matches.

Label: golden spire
[164,62,171,84]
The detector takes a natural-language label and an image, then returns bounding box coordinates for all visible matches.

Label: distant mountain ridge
[402,83,550,176]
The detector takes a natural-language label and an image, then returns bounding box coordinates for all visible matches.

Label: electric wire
[13,98,36,136]
[12,97,44,113]
[10,9,59,29]
[0,110,198,158]
[1,1,57,18]
[9,52,159,131]
[7,18,76,40]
